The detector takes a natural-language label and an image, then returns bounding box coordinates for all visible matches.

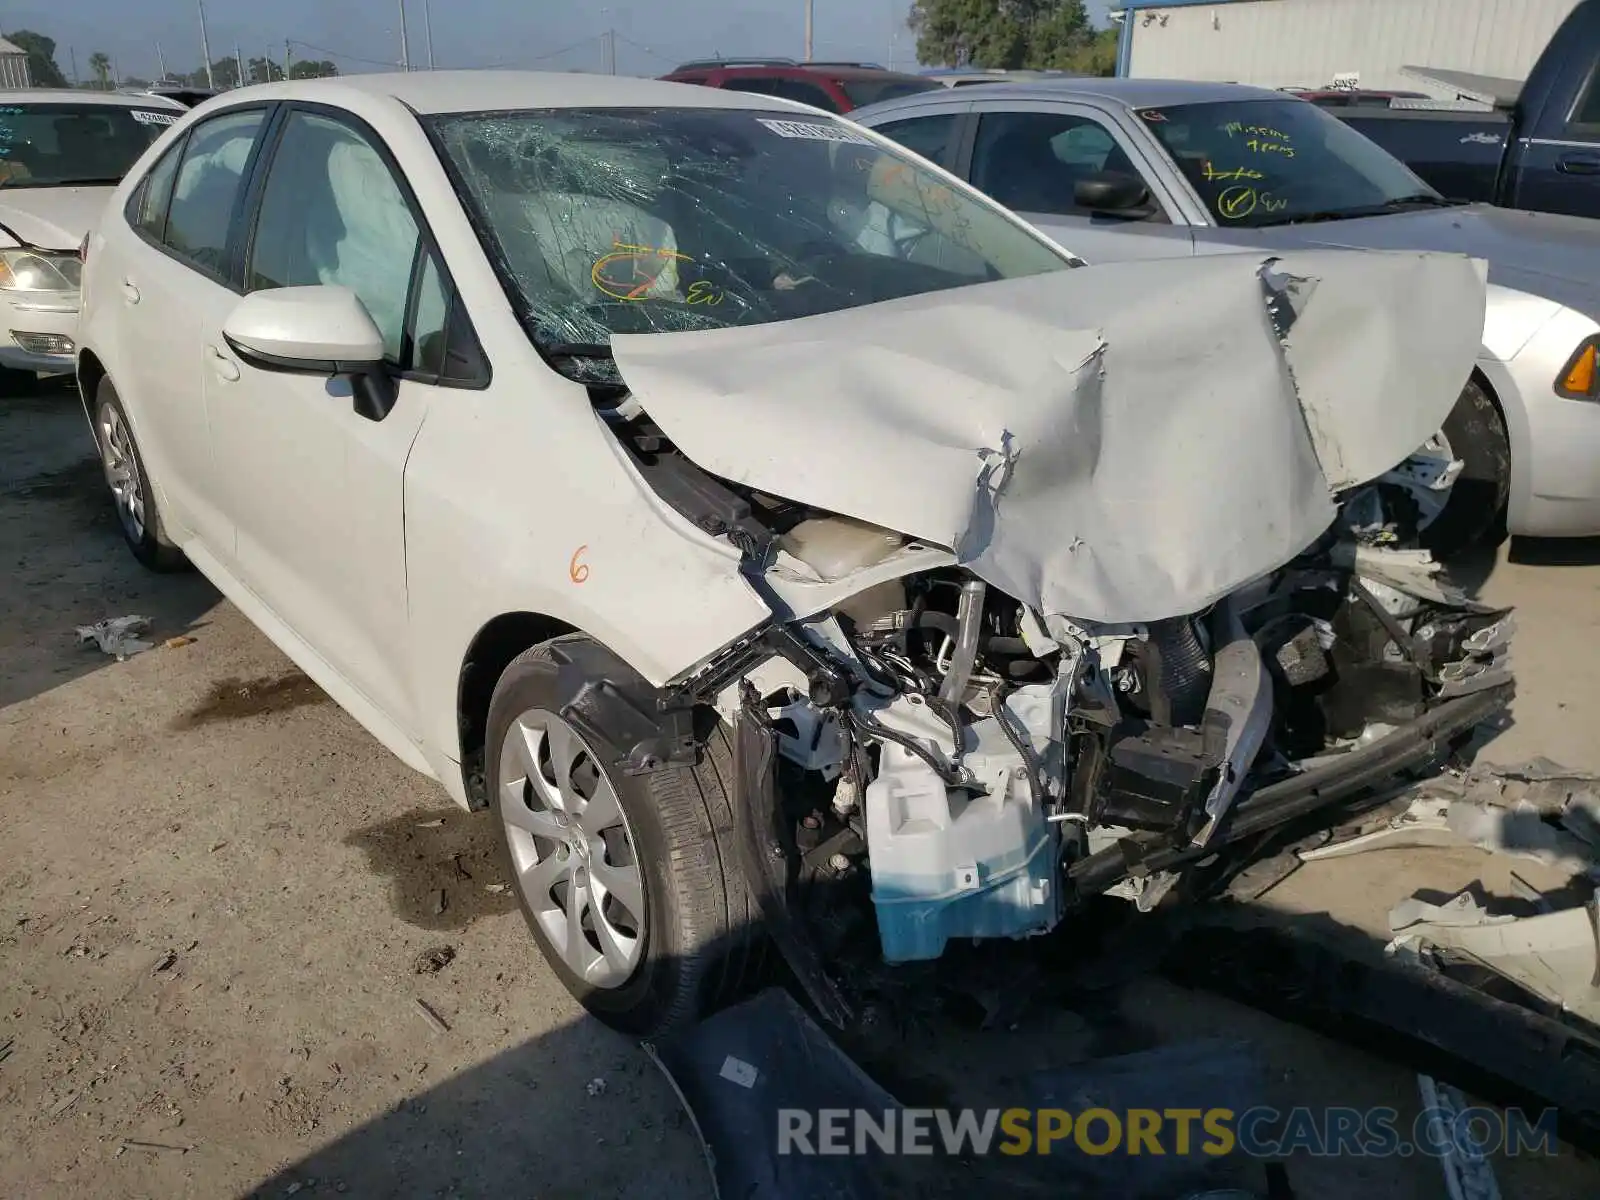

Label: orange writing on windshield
[592,241,690,301]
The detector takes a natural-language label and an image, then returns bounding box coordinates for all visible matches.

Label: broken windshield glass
[426,107,1072,377]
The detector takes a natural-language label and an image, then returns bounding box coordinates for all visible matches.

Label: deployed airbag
[611,249,1486,623]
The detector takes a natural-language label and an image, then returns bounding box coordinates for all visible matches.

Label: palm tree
[88,51,112,90]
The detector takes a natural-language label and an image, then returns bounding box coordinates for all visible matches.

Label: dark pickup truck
[1327,0,1600,219]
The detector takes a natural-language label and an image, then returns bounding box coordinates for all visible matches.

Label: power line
[286,38,409,69]
[479,33,606,69]
[612,33,679,66]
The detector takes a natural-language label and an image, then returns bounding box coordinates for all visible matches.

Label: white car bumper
[0,288,78,374]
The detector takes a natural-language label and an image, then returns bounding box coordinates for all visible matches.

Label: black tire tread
[1421,378,1511,561]
[489,634,762,1035]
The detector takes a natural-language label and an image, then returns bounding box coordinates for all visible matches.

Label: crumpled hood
[0,186,116,251]
[1253,204,1600,315]
[611,249,1487,625]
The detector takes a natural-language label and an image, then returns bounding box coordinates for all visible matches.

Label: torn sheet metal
[1391,890,1600,1025]
[1299,783,1600,876]
[76,615,153,660]
[612,249,1486,623]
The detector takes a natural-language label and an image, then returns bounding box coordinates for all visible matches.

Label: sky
[5,0,1116,82]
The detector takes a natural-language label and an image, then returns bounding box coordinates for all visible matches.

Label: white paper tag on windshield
[131,110,179,126]
[756,118,872,146]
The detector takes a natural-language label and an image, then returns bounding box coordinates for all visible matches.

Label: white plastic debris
[76,615,153,660]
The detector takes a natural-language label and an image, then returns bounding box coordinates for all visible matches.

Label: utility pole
[804,0,814,61]
[284,40,293,81]
[398,0,411,70]
[604,29,616,75]
[156,42,167,81]
[424,0,435,69]
[69,45,79,86]
[234,43,244,87]
[198,0,215,89]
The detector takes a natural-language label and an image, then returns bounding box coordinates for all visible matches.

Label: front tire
[92,378,187,572]
[1419,378,1511,560]
[486,635,761,1035]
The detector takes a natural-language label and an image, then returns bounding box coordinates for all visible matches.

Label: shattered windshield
[427,107,1071,377]
[1136,99,1449,228]
[0,103,178,188]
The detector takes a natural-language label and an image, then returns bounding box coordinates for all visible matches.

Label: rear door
[102,105,271,559]
[963,99,1196,262]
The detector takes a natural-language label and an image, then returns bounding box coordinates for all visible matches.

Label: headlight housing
[0,247,82,292]
[1556,335,1600,401]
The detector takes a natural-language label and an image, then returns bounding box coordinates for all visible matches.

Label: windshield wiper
[1247,193,1466,227]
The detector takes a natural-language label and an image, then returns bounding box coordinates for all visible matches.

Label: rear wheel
[1418,378,1511,560]
[93,378,188,572]
[486,635,761,1035]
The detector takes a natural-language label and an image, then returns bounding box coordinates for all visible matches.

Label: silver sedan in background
[854,78,1600,555]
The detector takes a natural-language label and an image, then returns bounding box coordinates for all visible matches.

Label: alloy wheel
[497,709,647,988]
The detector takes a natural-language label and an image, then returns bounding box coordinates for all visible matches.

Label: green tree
[87,50,112,89]
[289,59,339,79]
[6,29,68,87]
[247,56,283,85]
[908,0,1097,70]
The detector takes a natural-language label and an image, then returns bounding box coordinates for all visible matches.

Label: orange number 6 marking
[569,545,590,584]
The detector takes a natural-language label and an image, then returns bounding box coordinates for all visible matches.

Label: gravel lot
[3,378,1598,1198]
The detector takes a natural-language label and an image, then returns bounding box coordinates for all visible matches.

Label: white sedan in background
[75,72,1502,1036]
[0,89,180,388]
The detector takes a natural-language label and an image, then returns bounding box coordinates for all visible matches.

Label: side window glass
[876,114,960,171]
[128,138,184,241]
[410,252,450,376]
[1571,68,1600,130]
[164,109,265,275]
[971,111,1137,216]
[248,111,420,362]
[721,77,841,112]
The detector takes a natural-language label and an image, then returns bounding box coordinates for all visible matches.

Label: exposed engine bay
[697,516,1511,968]
[571,248,1510,1007]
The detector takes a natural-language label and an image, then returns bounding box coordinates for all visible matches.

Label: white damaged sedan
[77,72,1512,1034]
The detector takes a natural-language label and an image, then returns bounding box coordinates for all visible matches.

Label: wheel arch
[457,611,579,807]
[75,349,107,430]
[1468,361,1522,530]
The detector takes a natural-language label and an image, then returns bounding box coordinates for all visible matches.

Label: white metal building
[1116,0,1582,95]
[0,39,29,90]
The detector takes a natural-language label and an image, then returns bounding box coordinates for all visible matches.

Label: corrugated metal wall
[1127,0,1581,92]
[0,54,30,90]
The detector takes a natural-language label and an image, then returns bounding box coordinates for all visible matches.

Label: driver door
[204,107,456,739]
[963,99,1196,264]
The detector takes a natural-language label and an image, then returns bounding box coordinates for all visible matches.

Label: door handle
[120,277,140,304]
[206,345,240,383]
[1557,152,1600,176]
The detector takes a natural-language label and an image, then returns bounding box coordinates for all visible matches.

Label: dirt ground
[3,378,1599,1199]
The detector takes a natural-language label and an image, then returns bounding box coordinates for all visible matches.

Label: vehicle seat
[977,126,1073,213]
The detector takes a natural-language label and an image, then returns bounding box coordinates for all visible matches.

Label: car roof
[852,75,1291,118]
[0,88,185,110]
[217,70,807,116]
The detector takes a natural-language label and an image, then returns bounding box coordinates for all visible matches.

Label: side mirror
[1073,170,1152,216]
[223,285,396,420]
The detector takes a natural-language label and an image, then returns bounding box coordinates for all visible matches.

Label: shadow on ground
[0,376,219,708]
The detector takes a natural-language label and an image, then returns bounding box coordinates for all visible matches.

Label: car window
[248,111,421,363]
[1136,98,1436,227]
[0,103,177,188]
[1571,67,1600,130]
[719,77,842,112]
[838,78,943,108]
[410,251,450,376]
[971,111,1132,215]
[164,108,266,276]
[129,138,184,242]
[429,106,1071,383]
[875,114,961,170]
